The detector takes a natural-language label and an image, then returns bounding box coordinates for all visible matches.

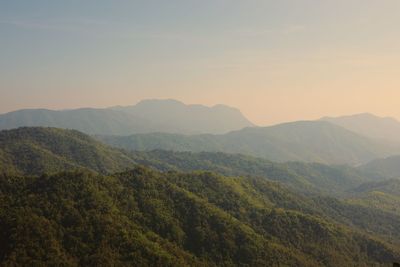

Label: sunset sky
[1,1,400,125]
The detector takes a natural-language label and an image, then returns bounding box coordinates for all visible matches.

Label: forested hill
[129,150,372,196]
[1,167,399,266]
[0,127,136,175]
[1,127,400,265]
[347,179,400,217]
[0,127,377,195]
[100,120,400,165]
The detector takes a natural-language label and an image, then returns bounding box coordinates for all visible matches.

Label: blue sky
[1,1,400,125]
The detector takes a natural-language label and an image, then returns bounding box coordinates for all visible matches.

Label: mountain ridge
[0,99,255,135]
[0,126,377,194]
[100,120,400,165]
[321,113,400,143]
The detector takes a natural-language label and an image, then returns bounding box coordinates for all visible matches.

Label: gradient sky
[1,1,400,125]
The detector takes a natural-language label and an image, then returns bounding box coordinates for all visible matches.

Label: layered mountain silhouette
[110,99,255,134]
[322,113,400,143]
[99,121,400,165]
[0,99,254,135]
[3,102,400,166]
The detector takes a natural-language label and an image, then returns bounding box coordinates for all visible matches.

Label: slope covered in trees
[0,127,388,196]
[129,150,371,195]
[100,121,400,165]
[0,127,136,175]
[1,168,399,266]
[1,127,400,265]
[0,127,376,195]
[347,179,400,216]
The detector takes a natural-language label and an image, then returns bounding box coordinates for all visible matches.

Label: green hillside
[1,127,400,265]
[0,127,384,195]
[0,127,136,175]
[0,127,373,195]
[1,168,399,266]
[130,150,371,195]
[347,179,400,216]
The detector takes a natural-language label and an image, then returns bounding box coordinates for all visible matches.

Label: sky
[1,1,400,125]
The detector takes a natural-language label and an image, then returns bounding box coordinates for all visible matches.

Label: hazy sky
[1,1,400,125]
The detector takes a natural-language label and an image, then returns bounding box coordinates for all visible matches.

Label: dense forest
[0,127,136,175]
[1,127,400,266]
[0,127,380,194]
[128,150,373,195]
[1,168,400,266]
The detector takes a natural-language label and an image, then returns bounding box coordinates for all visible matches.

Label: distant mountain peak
[135,98,185,106]
[211,104,240,111]
[133,99,243,112]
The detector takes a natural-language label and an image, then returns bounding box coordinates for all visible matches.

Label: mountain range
[2,127,400,266]
[0,99,254,135]
[99,120,400,165]
[0,127,374,195]
[3,100,400,166]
